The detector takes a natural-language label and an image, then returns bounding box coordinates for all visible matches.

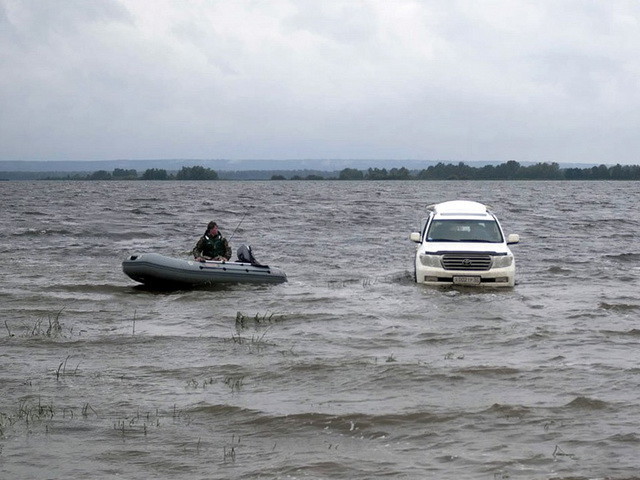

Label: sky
[1,0,640,165]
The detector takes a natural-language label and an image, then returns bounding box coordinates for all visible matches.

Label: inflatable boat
[122,252,287,287]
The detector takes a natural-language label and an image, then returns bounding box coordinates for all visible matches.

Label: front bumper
[415,265,515,287]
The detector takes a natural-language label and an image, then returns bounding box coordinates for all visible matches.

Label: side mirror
[507,234,520,245]
[410,232,421,243]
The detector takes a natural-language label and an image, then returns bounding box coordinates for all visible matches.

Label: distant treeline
[336,161,640,180]
[44,165,220,180]
[9,160,640,181]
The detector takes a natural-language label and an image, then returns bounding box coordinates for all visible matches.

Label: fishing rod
[228,209,250,242]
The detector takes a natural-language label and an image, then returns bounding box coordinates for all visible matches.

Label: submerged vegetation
[234,311,281,329]
[4,308,70,338]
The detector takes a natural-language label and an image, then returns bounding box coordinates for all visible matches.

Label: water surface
[1,180,640,479]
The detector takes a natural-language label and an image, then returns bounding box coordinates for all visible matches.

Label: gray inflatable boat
[122,253,287,287]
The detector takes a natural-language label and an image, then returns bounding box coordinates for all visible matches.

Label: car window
[426,220,503,243]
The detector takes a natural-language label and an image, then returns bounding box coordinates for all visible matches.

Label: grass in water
[229,327,273,354]
[223,434,242,463]
[5,308,72,338]
[55,355,81,381]
[223,376,245,392]
[235,311,282,329]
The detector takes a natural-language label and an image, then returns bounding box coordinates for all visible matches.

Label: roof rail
[426,200,493,212]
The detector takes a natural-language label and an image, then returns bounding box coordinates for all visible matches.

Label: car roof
[428,200,493,219]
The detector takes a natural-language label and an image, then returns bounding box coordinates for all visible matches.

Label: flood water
[1,180,640,479]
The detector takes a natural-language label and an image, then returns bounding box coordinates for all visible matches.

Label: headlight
[419,254,441,267]
[492,255,513,268]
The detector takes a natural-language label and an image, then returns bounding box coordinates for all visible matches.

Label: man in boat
[192,221,232,261]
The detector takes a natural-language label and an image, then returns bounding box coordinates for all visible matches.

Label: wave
[482,403,532,417]
[198,205,245,216]
[326,271,413,288]
[40,283,131,294]
[604,252,640,263]
[106,231,158,240]
[415,333,458,345]
[546,266,573,274]
[128,208,150,215]
[599,217,639,226]
[563,396,609,410]
[189,403,252,417]
[248,461,404,480]
[188,403,453,434]
[21,210,48,216]
[125,197,164,202]
[598,328,640,337]
[607,432,640,444]
[548,355,566,361]
[599,302,640,312]
[13,228,74,236]
[453,366,521,377]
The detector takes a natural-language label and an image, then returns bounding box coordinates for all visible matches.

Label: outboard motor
[236,244,262,266]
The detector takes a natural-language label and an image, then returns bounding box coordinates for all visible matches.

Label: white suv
[410,200,520,287]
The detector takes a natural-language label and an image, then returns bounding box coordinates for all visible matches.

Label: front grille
[441,253,492,271]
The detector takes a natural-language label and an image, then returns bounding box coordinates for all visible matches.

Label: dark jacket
[192,233,232,260]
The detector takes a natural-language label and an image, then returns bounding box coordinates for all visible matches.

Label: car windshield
[426,219,503,243]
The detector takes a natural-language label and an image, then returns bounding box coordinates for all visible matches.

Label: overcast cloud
[1,0,640,164]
